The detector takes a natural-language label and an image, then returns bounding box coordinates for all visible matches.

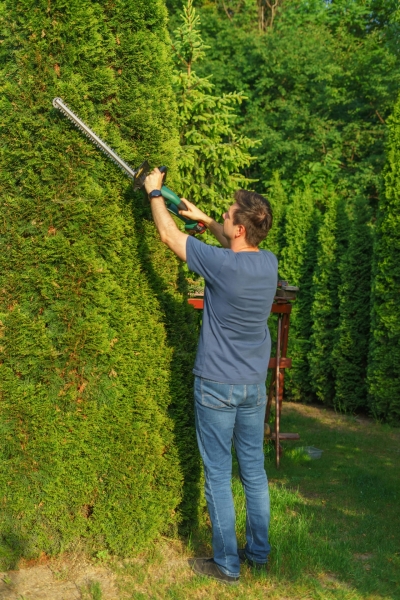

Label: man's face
[222,202,239,240]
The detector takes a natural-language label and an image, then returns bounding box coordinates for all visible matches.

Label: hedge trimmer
[52,98,206,235]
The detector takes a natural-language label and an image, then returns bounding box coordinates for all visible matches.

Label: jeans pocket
[257,383,267,406]
[200,378,233,409]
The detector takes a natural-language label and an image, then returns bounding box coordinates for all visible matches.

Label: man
[144,169,278,586]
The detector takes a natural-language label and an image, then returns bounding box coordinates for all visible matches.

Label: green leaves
[166,0,400,422]
[190,0,400,197]
[368,95,400,424]
[172,0,257,241]
[0,0,200,564]
[308,195,349,406]
[333,198,373,413]
[172,0,208,72]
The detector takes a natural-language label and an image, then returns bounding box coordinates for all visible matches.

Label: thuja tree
[308,194,349,405]
[332,198,373,413]
[0,0,200,565]
[172,0,256,244]
[261,171,288,259]
[368,96,400,424]
[279,187,319,401]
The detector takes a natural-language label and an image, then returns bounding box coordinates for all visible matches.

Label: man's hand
[144,168,164,195]
[178,199,211,226]
[181,199,230,248]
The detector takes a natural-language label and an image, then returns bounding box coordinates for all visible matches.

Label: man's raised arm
[144,168,229,250]
[144,169,188,261]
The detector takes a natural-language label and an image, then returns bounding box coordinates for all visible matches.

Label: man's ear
[235,224,246,238]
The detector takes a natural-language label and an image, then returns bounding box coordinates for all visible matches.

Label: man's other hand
[178,199,210,226]
[144,168,164,195]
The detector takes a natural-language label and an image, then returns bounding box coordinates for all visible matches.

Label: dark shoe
[189,558,239,585]
[238,548,268,572]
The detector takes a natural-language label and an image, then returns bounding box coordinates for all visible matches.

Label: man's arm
[150,196,188,261]
[144,168,188,260]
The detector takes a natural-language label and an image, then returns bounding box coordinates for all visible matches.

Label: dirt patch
[353,553,374,562]
[0,541,192,600]
[0,559,119,600]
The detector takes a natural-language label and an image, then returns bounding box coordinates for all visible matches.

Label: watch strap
[148,189,163,200]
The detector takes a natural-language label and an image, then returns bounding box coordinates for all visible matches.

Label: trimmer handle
[158,166,207,235]
[158,166,187,211]
[166,203,207,235]
[158,165,168,179]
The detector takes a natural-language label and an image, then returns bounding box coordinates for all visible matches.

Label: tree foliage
[279,187,319,401]
[0,0,200,565]
[308,195,349,405]
[171,0,257,242]
[167,0,400,422]
[261,171,288,259]
[368,95,400,424]
[192,0,400,197]
[333,198,373,412]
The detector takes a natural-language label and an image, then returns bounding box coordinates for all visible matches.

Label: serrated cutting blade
[52,97,148,183]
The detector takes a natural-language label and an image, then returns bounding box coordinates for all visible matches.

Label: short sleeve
[186,236,228,283]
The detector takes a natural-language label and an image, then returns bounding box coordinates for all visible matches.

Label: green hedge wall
[368,96,400,424]
[0,0,200,566]
[308,195,349,406]
[279,187,319,401]
[333,198,373,413]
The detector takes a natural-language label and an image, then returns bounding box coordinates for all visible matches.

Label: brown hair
[233,189,273,247]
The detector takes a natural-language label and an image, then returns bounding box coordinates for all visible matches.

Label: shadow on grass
[269,407,398,598]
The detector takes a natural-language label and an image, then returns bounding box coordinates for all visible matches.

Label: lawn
[0,401,398,600]
[114,402,400,600]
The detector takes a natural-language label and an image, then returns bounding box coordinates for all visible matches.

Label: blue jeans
[194,376,271,577]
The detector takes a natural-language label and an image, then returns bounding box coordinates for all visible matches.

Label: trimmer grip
[158,166,168,181]
[161,185,187,211]
[158,171,207,236]
[166,203,207,235]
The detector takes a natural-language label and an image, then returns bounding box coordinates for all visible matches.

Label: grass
[113,402,400,600]
[79,580,104,600]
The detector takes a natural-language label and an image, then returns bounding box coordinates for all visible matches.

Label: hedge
[0,0,200,566]
[368,95,400,424]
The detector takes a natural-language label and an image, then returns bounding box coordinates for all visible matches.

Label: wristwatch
[148,189,163,200]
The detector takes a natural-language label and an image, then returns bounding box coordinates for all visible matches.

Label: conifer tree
[308,195,349,405]
[0,0,200,564]
[280,187,319,401]
[332,198,373,412]
[368,96,400,424]
[261,171,288,259]
[172,0,256,242]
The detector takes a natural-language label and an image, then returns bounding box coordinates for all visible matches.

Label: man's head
[223,190,273,247]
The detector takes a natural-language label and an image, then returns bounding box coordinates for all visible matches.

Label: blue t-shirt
[186,236,278,384]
